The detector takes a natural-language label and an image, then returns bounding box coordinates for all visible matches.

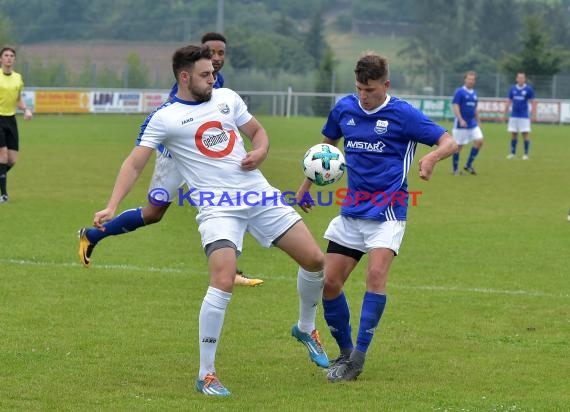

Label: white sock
[296,267,324,333]
[198,286,231,379]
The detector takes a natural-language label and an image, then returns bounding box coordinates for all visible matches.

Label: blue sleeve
[508,86,514,99]
[406,105,446,146]
[452,88,462,105]
[528,86,535,100]
[321,104,343,140]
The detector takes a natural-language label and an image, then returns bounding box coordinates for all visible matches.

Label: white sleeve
[232,91,253,127]
[136,110,166,149]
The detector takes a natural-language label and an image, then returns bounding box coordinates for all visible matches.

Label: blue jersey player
[451,71,484,175]
[78,33,262,287]
[296,52,457,382]
[504,72,534,160]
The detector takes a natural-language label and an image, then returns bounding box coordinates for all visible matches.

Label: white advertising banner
[92,91,142,113]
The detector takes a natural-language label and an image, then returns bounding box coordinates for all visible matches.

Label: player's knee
[300,248,324,273]
[143,212,163,224]
[142,204,169,224]
[323,274,344,296]
[366,267,388,291]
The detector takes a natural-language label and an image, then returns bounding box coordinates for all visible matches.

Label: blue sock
[355,292,387,354]
[452,153,459,172]
[86,208,145,244]
[511,138,517,155]
[524,140,530,155]
[465,147,479,168]
[323,292,353,351]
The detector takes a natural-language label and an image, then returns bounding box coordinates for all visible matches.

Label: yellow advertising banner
[35,91,91,113]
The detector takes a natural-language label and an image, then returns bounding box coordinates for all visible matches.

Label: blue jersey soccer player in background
[296,52,457,382]
[451,71,484,175]
[504,72,535,160]
[78,33,262,287]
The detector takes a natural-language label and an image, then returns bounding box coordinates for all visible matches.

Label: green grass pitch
[1,114,569,411]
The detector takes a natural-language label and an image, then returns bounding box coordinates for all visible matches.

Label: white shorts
[324,215,406,255]
[197,202,302,252]
[148,152,185,202]
[452,127,484,145]
[508,118,531,133]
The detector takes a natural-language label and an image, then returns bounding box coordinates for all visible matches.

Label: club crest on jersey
[217,103,230,115]
[374,119,388,135]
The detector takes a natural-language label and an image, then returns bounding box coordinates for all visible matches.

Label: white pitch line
[0,258,188,274]
[1,258,568,299]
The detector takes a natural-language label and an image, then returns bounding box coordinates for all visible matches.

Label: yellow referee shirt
[0,71,24,116]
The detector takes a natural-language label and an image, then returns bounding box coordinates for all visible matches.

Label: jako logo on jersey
[374,119,388,134]
[195,121,237,158]
[217,103,230,114]
[346,140,385,152]
[181,117,194,125]
[202,337,217,344]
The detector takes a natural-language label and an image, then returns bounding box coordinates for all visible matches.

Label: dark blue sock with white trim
[87,207,145,244]
[323,291,353,352]
[355,291,387,354]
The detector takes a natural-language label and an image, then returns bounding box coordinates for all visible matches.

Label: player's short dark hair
[201,32,226,44]
[354,53,389,84]
[464,71,477,79]
[172,44,213,79]
[0,46,16,56]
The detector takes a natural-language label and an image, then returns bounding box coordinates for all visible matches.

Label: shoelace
[311,330,325,353]
[203,374,224,390]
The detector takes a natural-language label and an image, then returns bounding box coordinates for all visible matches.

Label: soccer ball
[302,143,345,186]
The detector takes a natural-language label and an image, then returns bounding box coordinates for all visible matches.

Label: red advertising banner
[143,92,169,113]
[478,99,508,122]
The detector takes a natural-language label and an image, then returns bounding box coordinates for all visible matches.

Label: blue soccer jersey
[322,94,446,221]
[508,84,534,118]
[452,86,478,129]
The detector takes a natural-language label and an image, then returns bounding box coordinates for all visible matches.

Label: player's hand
[295,190,312,213]
[93,208,116,229]
[459,119,467,128]
[418,153,438,181]
[241,148,267,171]
[23,109,33,120]
[295,179,315,213]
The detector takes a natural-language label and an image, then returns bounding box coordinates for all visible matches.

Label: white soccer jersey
[137,88,271,209]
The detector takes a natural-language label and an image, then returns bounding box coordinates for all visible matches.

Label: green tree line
[2,0,570,114]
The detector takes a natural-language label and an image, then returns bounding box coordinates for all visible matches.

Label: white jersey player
[91,44,329,397]
[77,33,262,286]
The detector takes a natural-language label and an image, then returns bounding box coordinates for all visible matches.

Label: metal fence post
[286,86,292,118]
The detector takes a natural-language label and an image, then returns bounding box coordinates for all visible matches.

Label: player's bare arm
[94,146,154,228]
[238,117,269,170]
[16,93,33,120]
[418,132,457,181]
[504,99,511,121]
[452,103,466,128]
